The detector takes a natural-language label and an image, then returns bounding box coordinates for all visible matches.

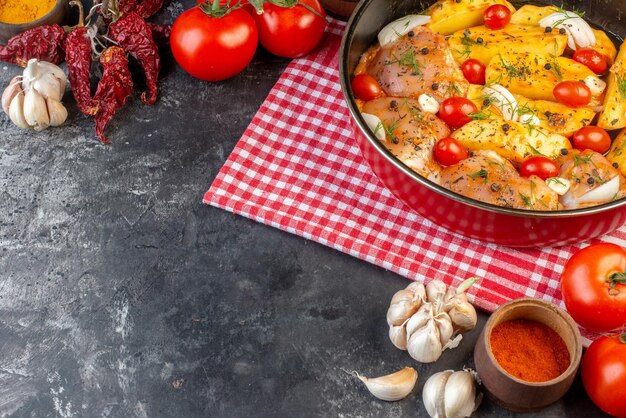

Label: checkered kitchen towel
[204,18,626,341]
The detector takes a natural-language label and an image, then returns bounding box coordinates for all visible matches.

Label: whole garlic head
[386,278,478,363]
[423,369,482,418]
[2,59,68,131]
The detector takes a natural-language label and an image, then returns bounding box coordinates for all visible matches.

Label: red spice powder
[489,319,570,383]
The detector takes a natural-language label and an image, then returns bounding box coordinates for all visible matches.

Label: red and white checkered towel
[204,18,626,342]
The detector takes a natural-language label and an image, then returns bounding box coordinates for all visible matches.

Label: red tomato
[438,97,478,128]
[560,243,626,332]
[171,5,258,81]
[519,156,559,180]
[461,59,486,85]
[434,137,469,166]
[351,74,383,101]
[572,126,611,153]
[573,48,609,74]
[581,334,626,418]
[553,81,592,107]
[252,0,326,58]
[484,4,511,30]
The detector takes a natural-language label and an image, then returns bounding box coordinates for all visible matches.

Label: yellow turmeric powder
[0,0,56,24]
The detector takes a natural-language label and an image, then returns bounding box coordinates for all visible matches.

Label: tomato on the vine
[519,156,559,180]
[581,334,626,418]
[484,4,511,30]
[461,59,486,85]
[560,243,626,332]
[572,126,611,153]
[553,81,592,107]
[252,0,326,58]
[438,97,478,128]
[171,2,258,81]
[434,137,469,166]
[573,48,609,75]
[351,74,383,101]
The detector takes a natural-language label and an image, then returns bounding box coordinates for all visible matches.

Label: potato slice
[593,29,618,64]
[448,24,567,66]
[606,129,626,176]
[597,41,626,130]
[425,0,515,36]
[485,52,597,102]
[451,118,571,164]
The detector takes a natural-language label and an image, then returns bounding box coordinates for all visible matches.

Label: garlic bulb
[354,367,418,401]
[423,369,482,418]
[2,58,68,131]
[386,278,478,363]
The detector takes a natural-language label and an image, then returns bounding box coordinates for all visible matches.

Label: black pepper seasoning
[431,83,439,91]
[613,162,620,168]
[407,30,415,37]
[476,37,484,44]
[545,26,553,33]
[559,28,567,34]
[560,148,569,156]
[490,183,502,192]
[587,177,595,185]
[390,100,398,109]
[502,123,510,133]
[421,47,430,55]
[544,63,552,70]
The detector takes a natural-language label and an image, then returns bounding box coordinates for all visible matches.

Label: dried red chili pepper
[93,46,133,144]
[119,0,164,18]
[147,23,171,47]
[109,12,160,105]
[0,24,66,67]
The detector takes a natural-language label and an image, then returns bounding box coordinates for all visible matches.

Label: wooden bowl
[474,298,583,412]
[0,0,67,44]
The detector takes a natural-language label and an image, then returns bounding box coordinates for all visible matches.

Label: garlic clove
[405,281,426,302]
[444,371,478,418]
[426,280,447,307]
[423,370,452,418]
[2,76,23,114]
[9,92,30,129]
[407,318,443,363]
[406,302,434,338]
[435,312,454,346]
[387,289,421,326]
[447,297,478,333]
[356,367,418,401]
[33,72,62,102]
[46,98,68,127]
[37,61,67,96]
[23,88,49,131]
[389,322,408,350]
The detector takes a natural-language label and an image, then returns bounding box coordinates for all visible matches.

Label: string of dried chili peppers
[119,0,164,19]
[93,46,134,144]
[109,11,160,105]
[0,24,66,67]
[147,22,171,46]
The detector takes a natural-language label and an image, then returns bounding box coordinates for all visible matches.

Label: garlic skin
[355,367,418,401]
[387,278,478,363]
[423,370,481,418]
[2,59,68,131]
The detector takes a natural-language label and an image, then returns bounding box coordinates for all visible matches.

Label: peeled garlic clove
[46,98,68,127]
[389,323,408,350]
[423,370,452,418]
[23,88,49,131]
[356,367,418,401]
[406,303,433,337]
[387,289,421,326]
[2,76,22,114]
[407,318,442,363]
[9,92,29,129]
[33,72,62,102]
[435,312,454,346]
[444,371,478,418]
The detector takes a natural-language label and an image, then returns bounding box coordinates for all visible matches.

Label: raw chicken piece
[362,97,450,181]
[359,26,469,102]
[440,151,559,210]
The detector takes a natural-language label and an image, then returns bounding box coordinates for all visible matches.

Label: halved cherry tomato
[572,126,611,153]
[560,243,626,332]
[434,137,469,166]
[351,74,383,101]
[438,97,477,128]
[461,59,486,85]
[581,334,626,418]
[553,81,592,108]
[484,4,511,30]
[519,156,559,180]
[573,48,609,75]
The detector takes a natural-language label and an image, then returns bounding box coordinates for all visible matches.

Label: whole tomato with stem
[560,243,626,332]
[581,333,626,418]
[170,1,258,81]
[251,0,327,58]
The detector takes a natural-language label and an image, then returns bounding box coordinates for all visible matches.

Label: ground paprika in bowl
[474,298,583,412]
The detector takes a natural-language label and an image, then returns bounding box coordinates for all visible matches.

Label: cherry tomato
[573,48,609,75]
[252,0,326,58]
[351,74,383,101]
[519,156,559,180]
[461,59,486,85]
[171,5,258,81]
[484,4,511,30]
[572,126,611,153]
[581,334,626,418]
[434,137,469,166]
[560,243,626,332]
[553,81,592,107]
[438,97,478,128]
